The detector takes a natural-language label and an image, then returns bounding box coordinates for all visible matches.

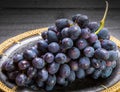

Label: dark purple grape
[68,25,81,40]
[79,57,90,69]
[88,33,98,44]
[47,62,60,74]
[93,40,101,49]
[88,22,99,33]
[27,67,37,78]
[101,40,117,50]
[46,75,56,86]
[76,39,88,50]
[8,71,19,80]
[91,58,100,68]
[69,61,79,71]
[55,18,73,30]
[23,49,37,61]
[99,60,106,70]
[37,69,48,81]
[36,79,44,87]
[56,76,65,85]
[83,46,94,57]
[68,47,80,60]
[92,69,102,79]
[37,40,48,53]
[15,74,27,86]
[48,42,60,53]
[30,46,39,56]
[55,53,67,64]
[44,52,54,63]
[13,54,23,63]
[108,51,118,61]
[59,64,71,78]
[75,14,89,28]
[67,71,76,82]
[61,38,73,50]
[4,61,15,72]
[98,28,110,40]
[61,27,69,38]
[18,60,30,70]
[111,61,117,69]
[72,14,81,22]
[32,57,45,69]
[86,67,95,75]
[76,68,85,79]
[41,31,48,40]
[48,26,57,33]
[47,30,58,43]
[81,28,91,39]
[94,48,109,60]
[101,66,113,78]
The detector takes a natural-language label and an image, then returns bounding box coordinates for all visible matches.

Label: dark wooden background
[0,0,120,43]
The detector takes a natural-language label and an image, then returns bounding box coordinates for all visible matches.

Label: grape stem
[95,1,109,34]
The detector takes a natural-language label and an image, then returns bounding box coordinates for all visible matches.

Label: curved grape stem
[95,1,109,34]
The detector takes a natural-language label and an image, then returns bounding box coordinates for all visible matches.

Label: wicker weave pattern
[0,27,119,92]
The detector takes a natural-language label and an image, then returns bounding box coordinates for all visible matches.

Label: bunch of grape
[2,14,118,91]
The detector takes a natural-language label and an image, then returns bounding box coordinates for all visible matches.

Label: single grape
[86,67,95,75]
[61,38,73,50]
[23,49,37,61]
[88,33,98,44]
[59,64,71,78]
[55,18,73,30]
[93,40,101,49]
[48,25,57,33]
[37,69,48,81]
[75,14,89,28]
[92,69,102,79]
[68,47,80,60]
[67,71,76,82]
[15,74,27,86]
[13,54,23,63]
[4,61,15,72]
[37,40,48,53]
[8,71,19,80]
[79,57,90,69]
[61,27,69,38]
[81,28,91,39]
[88,22,99,33]
[83,46,94,57]
[44,52,54,63]
[32,57,45,69]
[47,62,60,74]
[55,53,67,64]
[76,38,88,50]
[41,31,48,40]
[46,75,56,86]
[30,46,39,56]
[47,30,58,43]
[108,50,118,61]
[48,42,60,53]
[101,66,113,78]
[18,60,30,70]
[91,58,101,68]
[101,40,117,50]
[56,76,65,85]
[27,67,37,78]
[98,28,110,40]
[94,48,109,60]
[69,61,79,71]
[68,25,81,40]
[76,68,85,79]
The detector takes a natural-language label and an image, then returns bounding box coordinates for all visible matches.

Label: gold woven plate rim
[0,27,120,92]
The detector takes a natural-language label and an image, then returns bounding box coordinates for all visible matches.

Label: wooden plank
[0,0,120,9]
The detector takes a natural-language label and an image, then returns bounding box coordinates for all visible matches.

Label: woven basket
[0,27,120,92]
